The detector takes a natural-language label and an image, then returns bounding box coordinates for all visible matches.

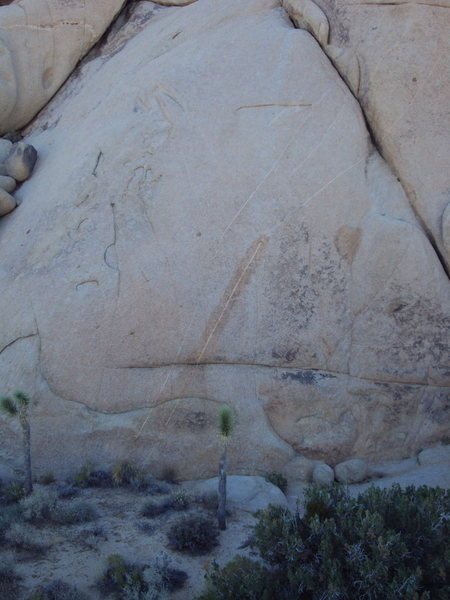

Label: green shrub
[98,553,186,600]
[167,514,219,555]
[199,557,271,600]
[112,461,143,488]
[86,469,114,488]
[197,484,450,599]
[3,481,25,504]
[52,500,98,524]
[264,471,288,494]
[27,580,88,600]
[20,487,58,522]
[73,462,94,488]
[168,490,191,511]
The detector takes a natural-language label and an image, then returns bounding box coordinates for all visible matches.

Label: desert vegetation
[197,484,450,599]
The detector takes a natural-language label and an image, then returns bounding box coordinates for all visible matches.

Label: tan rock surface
[0,0,448,478]
[0,0,126,133]
[303,0,450,268]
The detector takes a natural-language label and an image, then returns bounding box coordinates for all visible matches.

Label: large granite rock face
[312,0,450,269]
[0,0,126,134]
[0,0,448,479]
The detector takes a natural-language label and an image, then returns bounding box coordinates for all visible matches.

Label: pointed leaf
[13,390,30,408]
[0,395,18,416]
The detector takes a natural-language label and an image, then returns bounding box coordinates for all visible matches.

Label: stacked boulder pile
[0,138,37,216]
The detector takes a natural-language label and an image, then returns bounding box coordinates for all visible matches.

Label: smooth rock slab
[192,475,287,512]
[0,0,449,478]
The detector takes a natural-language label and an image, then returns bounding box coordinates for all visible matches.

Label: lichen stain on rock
[334,225,362,264]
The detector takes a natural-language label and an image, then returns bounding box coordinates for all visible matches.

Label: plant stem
[217,444,227,530]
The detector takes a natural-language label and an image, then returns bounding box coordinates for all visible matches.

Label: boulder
[418,446,450,467]
[282,455,318,482]
[4,142,37,182]
[0,175,16,193]
[0,0,448,478]
[192,475,288,512]
[0,0,127,133]
[335,459,368,484]
[312,463,334,487]
[0,187,16,216]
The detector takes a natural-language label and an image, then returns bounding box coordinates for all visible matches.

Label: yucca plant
[0,390,33,495]
[217,405,233,531]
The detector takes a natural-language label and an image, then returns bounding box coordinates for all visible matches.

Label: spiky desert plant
[217,405,233,531]
[0,390,33,495]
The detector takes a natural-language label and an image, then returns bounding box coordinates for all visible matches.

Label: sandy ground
[3,456,450,600]
[6,485,256,600]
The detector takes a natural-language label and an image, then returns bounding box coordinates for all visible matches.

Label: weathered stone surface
[309,0,450,268]
[192,475,287,512]
[0,0,127,134]
[4,142,37,182]
[0,0,448,478]
[282,455,318,482]
[335,458,368,484]
[0,138,12,162]
[418,445,450,467]
[312,463,334,487]
[0,187,16,216]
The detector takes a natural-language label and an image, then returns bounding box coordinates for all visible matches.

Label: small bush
[73,462,94,488]
[38,472,55,485]
[87,469,114,488]
[140,500,170,519]
[5,522,47,552]
[99,553,187,600]
[20,487,58,522]
[27,580,88,600]
[3,481,25,504]
[264,471,288,494]
[77,524,107,550]
[112,461,143,487]
[197,484,450,599]
[167,514,219,555]
[52,500,98,525]
[198,557,270,600]
[98,554,147,599]
[168,490,191,511]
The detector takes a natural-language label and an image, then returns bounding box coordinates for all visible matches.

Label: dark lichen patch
[281,370,317,384]
[281,370,338,384]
